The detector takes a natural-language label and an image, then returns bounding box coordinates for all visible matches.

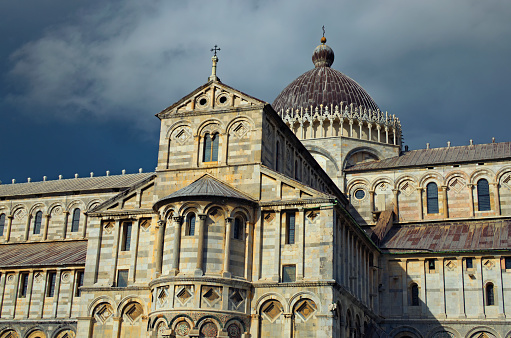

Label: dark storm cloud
[1,0,511,182]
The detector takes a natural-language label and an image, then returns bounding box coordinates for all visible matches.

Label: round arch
[254,292,289,314]
[419,172,444,188]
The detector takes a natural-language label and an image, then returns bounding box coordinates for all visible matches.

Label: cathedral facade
[0,36,510,338]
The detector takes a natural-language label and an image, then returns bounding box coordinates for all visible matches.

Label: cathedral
[0,34,510,338]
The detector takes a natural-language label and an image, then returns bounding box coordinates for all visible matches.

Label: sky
[1,0,511,184]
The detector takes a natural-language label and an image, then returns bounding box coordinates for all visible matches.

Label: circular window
[354,189,365,200]
[218,95,228,104]
[199,98,207,106]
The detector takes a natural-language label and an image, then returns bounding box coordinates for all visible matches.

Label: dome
[273,38,380,113]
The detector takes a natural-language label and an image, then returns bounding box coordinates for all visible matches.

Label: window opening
[477,179,491,211]
[19,273,29,298]
[486,283,495,306]
[33,211,42,234]
[75,271,84,297]
[121,222,132,251]
[466,258,473,269]
[47,272,57,297]
[411,283,419,306]
[117,270,129,287]
[428,259,436,270]
[203,133,219,162]
[287,212,296,244]
[505,257,511,270]
[282,265,296,283]
[0,213,5,237]
[426,182,439,214]
[233,217,243,240]
[187,214,196,236]
[71,208,80,232]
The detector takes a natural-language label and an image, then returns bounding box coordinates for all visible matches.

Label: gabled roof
[380,218,511,253]
[346,142,511,172]
[0,240,87,268]
[154,174,256,209]
[156,80,266,119]
[0,173,155,198]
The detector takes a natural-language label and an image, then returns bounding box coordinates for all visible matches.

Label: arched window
[71,208,80,232]
[486,283,495,306]
[426,182,439,214]
[286,211,296,244]
[410,283,419,306]
[275,141,280,171]
[187,213,196,236]
[0,213,5,237]
[233,217,243,240]
[203,133,219,162]
[33,211,42,234]
[477,179,491,211]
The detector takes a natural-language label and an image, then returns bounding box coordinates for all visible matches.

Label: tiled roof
[346,142,511,172]
[272,66,380,114]
[0,173,155,198]
[0,241,87,268]
[380,218,511,253]
[155,174,256,208]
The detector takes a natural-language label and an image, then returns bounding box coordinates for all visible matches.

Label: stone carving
[14,209,27,220]
[51,206,63,216]
[94,303,113,324]
[483,259,495,270]
[227,323,242,338]
[261,300,283,322]
[34,272,43,283]
[103,221,114,234]
[229,288,245,310]
[202,286,222,307]
[401,181,414,196]
[173,127,192,145]
[294,299,316,321]
[61,272,70,283]
[6,274,15,284]
[445,260,457,271]
[199,322,218,337]
[175,321,190,336]
[232,122,249,139]
[140,219,151,231]
[449,178,465,194]
[176,285,193,306]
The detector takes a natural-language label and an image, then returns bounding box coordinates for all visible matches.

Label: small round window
[199,98,207,106]
[354,189,365,200]
[218,95,228,104]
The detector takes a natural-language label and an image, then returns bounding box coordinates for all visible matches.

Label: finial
[321,26,326,44]
[211,45,220,57]
[209,45,221,82]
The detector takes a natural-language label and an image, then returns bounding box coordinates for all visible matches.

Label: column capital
[7,215,13,220]
[173,216,183,223]
[198,214,208,220]
[467,183,474,188]
[416,187,424,191]
[283,313,293,319]
[45,214,51,219]
[225,217,234,224]
[156,220,165,228]
[490,182,498,186]
[441,185,448,190]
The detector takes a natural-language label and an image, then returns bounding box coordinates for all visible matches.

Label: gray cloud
[4,0,511,148]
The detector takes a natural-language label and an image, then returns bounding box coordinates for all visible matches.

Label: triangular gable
[154,173,256,210]
[88,174,156,215]
[260,166,332,202]
[156,81,266,119]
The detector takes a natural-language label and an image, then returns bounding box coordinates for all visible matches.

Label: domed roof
[273,37,380,113]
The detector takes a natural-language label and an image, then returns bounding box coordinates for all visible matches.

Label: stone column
[273,210,282,282]
[244,221,254,280]
[52,269,63,318]
[129,218,140,283]
[358,121,363,139]
[250,314,260,338]
[110,220,122,286]
[43,215,51,241]
[67,270,76,318]
[5,215,13,242]
[283,313,293,337]
[309,121,314,139]
[300,122,304,140]
[223,217,233,278]
[0,273,6,316]
[491,182,501,215]
[155,220,166,275]
[61,211,70,239]
[299,208,306,280]
[417,187,424,220]
[194,214,207,276]
[393,128,397,145]
[81,213,88,238]
[12,271,20,318]
[320,120,324,137]
[377,125,381,143]
[368,123,372,141]
[349,120,353,138]
[467,184,475,217]
[25,270,35,318]
[171,217,182,275]
[385,126,389,144]
[24,214,32,241]
[392,189,399,222]
[112,317,122,338]
[441,185,449,218]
